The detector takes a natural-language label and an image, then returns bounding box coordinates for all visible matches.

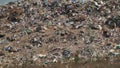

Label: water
[0,0,17,5]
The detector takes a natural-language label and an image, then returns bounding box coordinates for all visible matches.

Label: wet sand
[8,61,120,68]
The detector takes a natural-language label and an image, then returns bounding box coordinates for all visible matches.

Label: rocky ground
[0,0,120,67]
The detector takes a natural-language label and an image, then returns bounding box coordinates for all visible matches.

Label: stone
[62,50,70,57]
[0,34,5,38]
[0,52,5,56]
[102,31,110,38]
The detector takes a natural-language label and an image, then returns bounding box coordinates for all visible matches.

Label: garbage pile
[0,0,120,67]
